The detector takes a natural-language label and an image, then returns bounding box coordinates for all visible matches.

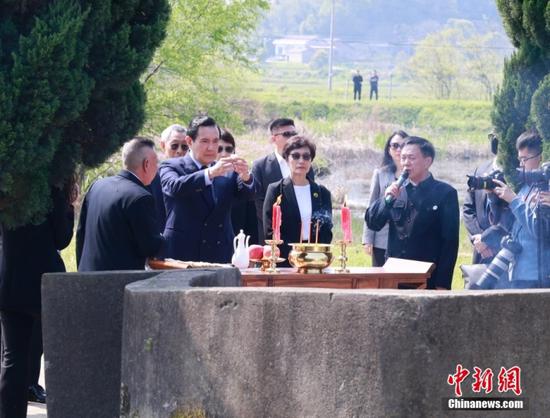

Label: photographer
[490,130,549,288]
[462,133,509,263]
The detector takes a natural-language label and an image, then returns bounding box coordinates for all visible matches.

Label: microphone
[384,170,409,206]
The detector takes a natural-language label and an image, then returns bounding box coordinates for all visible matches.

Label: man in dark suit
[251,118,314,244]
[366,136,459,289]
[160,116,256,263]
[76,137,164,271]
[0,186,74,418]
[462,133,505,264]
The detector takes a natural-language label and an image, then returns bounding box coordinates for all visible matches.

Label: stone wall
[42,268,241,418]
[121,283,550,418]
[43,270,550,418]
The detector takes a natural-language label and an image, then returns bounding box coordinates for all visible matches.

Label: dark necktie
[201,165,217,206]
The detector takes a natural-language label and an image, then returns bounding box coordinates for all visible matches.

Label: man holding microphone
[365,136,460,289]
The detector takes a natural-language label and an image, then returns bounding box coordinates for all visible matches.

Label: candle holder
[336,240,350,273]
[264,239,283,273]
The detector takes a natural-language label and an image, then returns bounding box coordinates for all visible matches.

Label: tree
[0,0,170,227]
[492,0,550,180]
[142,0,269,135]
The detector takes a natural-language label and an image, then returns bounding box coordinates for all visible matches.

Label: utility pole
[327,0,335,91]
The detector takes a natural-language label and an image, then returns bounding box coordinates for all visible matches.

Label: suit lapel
[267,153,283,185]
[282,177,301,224]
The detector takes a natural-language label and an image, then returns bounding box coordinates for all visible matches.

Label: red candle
[272,195,282,241]
[341,196,352,243]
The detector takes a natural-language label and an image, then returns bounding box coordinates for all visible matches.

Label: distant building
[271,35,318,64]
[268,35,364,64]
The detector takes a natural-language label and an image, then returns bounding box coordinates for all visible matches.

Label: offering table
[241,258,435,289]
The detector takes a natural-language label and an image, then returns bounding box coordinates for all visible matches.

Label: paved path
[27,359,47,418]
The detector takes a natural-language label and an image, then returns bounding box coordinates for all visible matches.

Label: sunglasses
[275,131,298,138]
[389,142,405,150]
[170,143,189,151]
[289,152,312,161]
[218,145,235,153]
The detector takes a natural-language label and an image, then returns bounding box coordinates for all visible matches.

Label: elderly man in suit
[160,116,256,263]
[77,137,164,271]
[251,118,314,244]
[150,124,189,234]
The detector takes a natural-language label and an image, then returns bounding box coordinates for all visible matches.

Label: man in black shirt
[365,136,459,289]
[352,70,363,101]
[369,70,379,100]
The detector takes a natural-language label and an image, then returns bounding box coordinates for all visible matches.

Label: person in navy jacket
[77,138,164,271]
[160,116,256,263]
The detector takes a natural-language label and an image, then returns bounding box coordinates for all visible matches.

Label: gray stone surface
[41,268,240,418]
[42,270,159,418]
[121,287,550,418]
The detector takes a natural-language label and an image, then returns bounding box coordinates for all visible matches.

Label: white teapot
[231,229,250,269]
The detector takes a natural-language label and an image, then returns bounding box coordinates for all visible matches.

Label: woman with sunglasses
[362,130,408,266]
[263,136,333,265]
[218,129,259,244]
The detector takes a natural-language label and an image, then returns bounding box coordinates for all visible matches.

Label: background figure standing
[362,130,408,266]
[251,118,314,244]
[370,70,379,100]
[218,129,259,244]
[352,70,363,101]
[150,124,189,234]
[0,182,75,418]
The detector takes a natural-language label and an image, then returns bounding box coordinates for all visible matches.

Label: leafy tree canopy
[143,0,269,134]
[492,0,550,181]
[0,0,170,227]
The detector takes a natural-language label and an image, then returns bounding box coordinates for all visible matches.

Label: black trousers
[353,86,362,100]
[370,86,378,100]
[372,247,386,267]
[0,310,37,418]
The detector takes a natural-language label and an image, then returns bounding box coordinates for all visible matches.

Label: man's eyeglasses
[170,143,189,152]
[275,131,298,138]
[289,152,312,161]
[390,142,404,150]
[518,152,541,163]
[218,145,235,154]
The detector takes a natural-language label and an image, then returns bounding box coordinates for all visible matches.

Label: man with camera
[462,133,504,263]
[489,130,550,288]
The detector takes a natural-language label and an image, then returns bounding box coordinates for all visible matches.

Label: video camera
[467,169,505,191]
[516,162,550,189]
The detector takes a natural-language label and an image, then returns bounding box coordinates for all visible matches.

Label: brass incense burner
[288,243,333,274]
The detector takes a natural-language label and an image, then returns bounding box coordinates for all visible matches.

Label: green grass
[61,236,77,272]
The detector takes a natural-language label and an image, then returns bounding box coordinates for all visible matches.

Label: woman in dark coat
[218,129,259,245]
[263,136,332,265]
[0,181,75,418]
